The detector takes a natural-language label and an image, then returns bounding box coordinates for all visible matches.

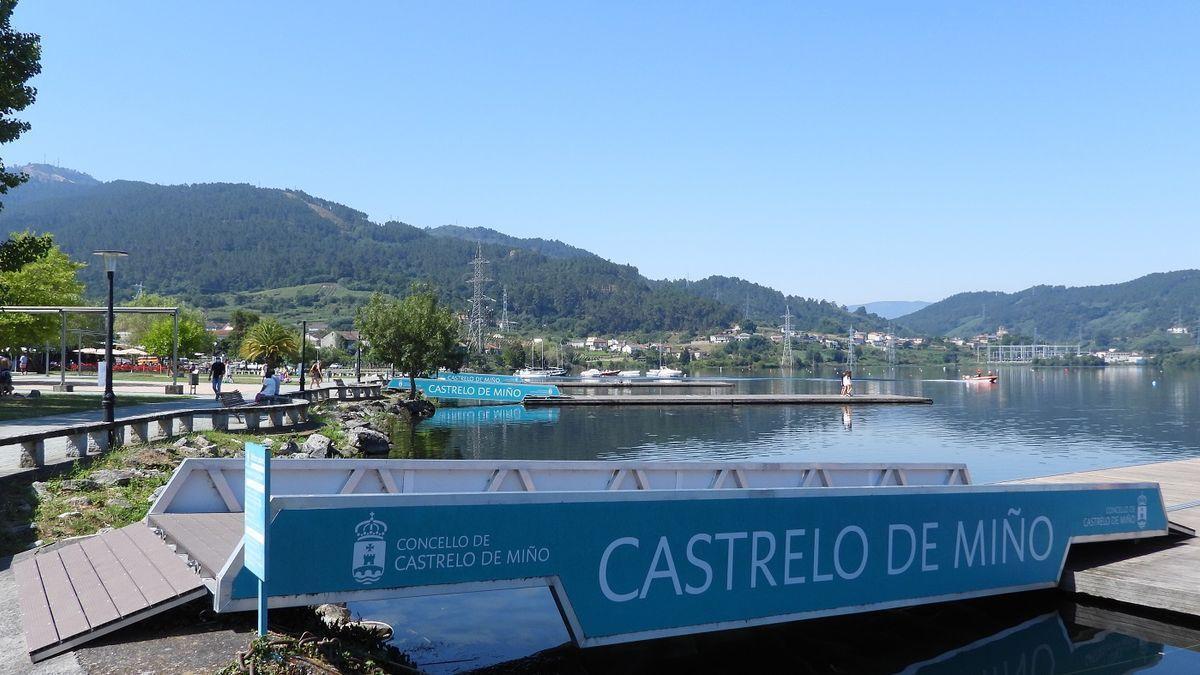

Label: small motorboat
[580,368,603,378]
[963,372,998,383]
[617,370,642,378]
[599,369,620,377]
[647,366,684,379]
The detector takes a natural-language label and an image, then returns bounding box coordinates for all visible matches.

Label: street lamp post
[92,250,128,441]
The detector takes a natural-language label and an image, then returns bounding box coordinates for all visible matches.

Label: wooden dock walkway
[1013,458,1200,619]
[13,522,208,662]
[524,393,933,406]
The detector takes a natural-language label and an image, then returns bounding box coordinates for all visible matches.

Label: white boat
[514,366,568,378]
[617,370,642,378]
[580,368,603,378]
[646,366,684,379]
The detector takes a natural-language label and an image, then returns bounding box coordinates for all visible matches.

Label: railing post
[131,421,152,444]
[156,416,175,438]
[65,433,87,458]
[19,440,45,468]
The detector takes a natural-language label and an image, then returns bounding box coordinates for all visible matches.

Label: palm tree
[239,318,299,368]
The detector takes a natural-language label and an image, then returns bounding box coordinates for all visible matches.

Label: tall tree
[356,288,464,399]
[0,0,40,208]
[116,292,205,347]
[239,317,298,368]
[0,232,83,347]
[142,315,210,361]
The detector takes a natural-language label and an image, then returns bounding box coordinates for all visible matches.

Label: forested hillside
[897,271,1200,342]
[426,225,596,260]
[661,275,891,334]
[0,165,888,336]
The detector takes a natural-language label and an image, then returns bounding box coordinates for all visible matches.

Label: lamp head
[92,250,129,273]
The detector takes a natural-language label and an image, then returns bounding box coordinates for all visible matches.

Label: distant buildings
[1094,349,1148,365]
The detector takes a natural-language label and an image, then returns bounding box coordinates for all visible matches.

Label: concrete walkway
[0,398,223,472]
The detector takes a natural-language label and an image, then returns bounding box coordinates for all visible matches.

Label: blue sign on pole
[390,377,560,402]
[219,483,1167,646]
[243,442,270,636]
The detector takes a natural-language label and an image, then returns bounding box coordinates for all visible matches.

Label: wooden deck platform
[1013,458,1200,619]
[524,393,933,406]
[149,512,244,578]
[14,522,207,662]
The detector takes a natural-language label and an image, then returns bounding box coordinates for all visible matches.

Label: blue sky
[8,2,1199,304]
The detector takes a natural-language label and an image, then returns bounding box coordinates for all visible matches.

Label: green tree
[500,340,528,370]
[741,320,757,334]
[0,0,39,208]
[239,317,299,368]
[356,288,464,399]
[142,315,211,361]
[117,293,206,347]
[223,309,260,355]
[0,232,83,346]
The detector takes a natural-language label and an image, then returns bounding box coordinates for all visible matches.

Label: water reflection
[349,589,1197,674]
[389,366,1200,483]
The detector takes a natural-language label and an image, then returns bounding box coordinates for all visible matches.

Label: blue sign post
[243,442,270,636]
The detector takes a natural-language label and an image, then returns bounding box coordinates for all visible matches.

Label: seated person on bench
[255,366,282,403]
[0,357,13,396]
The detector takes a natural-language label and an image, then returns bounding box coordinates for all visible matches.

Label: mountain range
[0,164,884,335]
[897,272,1200,342]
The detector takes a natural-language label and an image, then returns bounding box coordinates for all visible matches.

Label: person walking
[210,357,226,400]
[309,360,323,388]
[18,353,28,375]
[840,369,853,397]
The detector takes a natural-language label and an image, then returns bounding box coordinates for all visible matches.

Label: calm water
[390,365,1200,483]
[355,365,1200,672]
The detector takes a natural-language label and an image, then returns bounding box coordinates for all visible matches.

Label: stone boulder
[91,469,136,487]
[60,479,99,492]
[315,603,350,629]
[343,418,370,430]
[348,428,390,455]
[301,434,332,459]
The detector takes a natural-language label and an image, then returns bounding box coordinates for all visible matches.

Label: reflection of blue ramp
[424,405,560,428]
[389,377,561,402]
[215,481,1168,647]
[900,613,1162,674]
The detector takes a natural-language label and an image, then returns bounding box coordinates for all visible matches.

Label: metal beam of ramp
[15,522,207,662]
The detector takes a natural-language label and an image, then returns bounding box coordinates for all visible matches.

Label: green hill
[897,271,1200,342]
[0,165,872,336]
[661,275,891,334]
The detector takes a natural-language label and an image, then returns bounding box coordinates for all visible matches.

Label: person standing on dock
[840,369,853,397]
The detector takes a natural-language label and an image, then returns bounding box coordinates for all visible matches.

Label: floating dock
[556,380,735,390]
[524,393,933,406]
[1012,458,1200,618]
